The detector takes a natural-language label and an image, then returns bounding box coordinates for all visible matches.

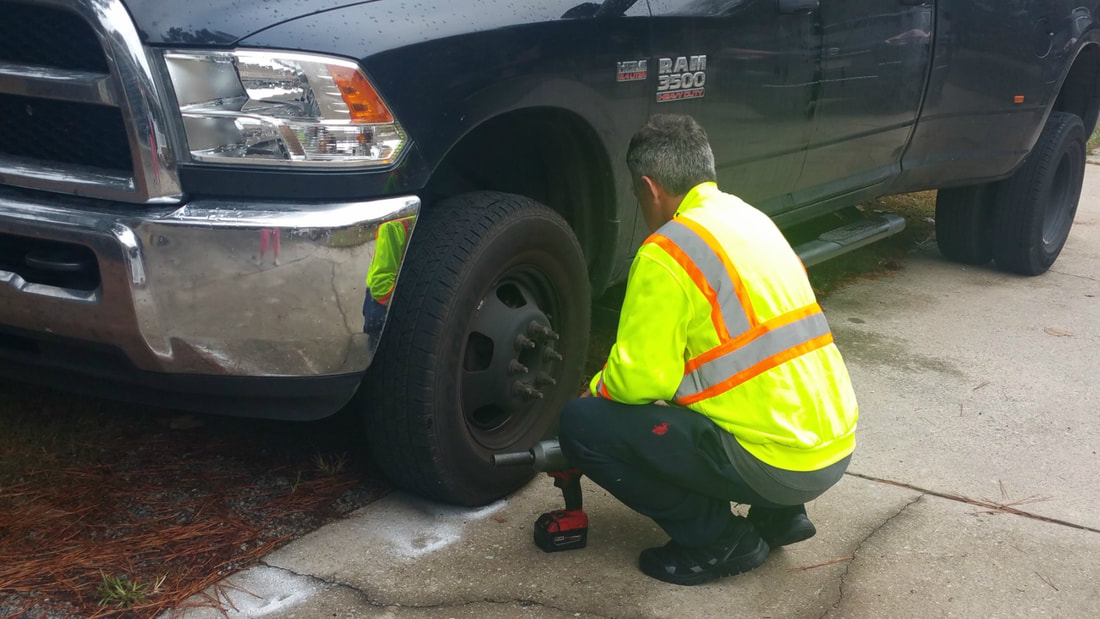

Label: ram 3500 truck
[1,0,1096,505]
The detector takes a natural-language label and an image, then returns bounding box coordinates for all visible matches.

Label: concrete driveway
[171,169,1100,618]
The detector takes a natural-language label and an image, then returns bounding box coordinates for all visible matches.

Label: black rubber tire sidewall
[363,192,591,506]
[992,112,1085,275]
[935,184,995,265]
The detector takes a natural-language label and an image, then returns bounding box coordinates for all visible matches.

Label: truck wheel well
[1053,44,1100,133]
[424,109,615,279]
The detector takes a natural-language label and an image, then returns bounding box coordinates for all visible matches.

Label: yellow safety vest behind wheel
[591,182,857,473]
[367,217,414,305]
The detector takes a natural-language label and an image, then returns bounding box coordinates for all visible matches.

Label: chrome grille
[0,93,132,173]
[0,3,109,73]
[0,0,182,204]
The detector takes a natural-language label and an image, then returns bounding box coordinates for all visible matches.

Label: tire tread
[991,112,1085,275]
[363,192,588,504]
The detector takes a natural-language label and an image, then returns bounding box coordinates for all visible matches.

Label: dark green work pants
[558,396,794,547]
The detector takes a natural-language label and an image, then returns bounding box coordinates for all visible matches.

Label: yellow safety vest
[590,182,857,472]
[366,217,413,304]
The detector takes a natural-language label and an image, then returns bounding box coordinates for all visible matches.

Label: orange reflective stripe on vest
[676,309,833,405]
[650,219,754,340]
[652,217,834,406]
[594,364,612,398]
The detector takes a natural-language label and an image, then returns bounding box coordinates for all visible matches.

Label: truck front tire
[362,192,591,506]
[991,111,1086,275]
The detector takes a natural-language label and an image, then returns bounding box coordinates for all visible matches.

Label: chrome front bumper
[0,189,419,378]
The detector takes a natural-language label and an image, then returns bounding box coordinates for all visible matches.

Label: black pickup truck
[1,0,1096,505]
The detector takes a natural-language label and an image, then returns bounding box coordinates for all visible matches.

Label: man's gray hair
[626,114,717,196]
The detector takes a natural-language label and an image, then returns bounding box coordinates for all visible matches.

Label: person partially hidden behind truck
[558,114,858,586]
[363,216,414,336]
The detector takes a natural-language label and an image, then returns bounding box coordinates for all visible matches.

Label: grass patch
[313,452,349,476]
[97,572,165,609]
[1088,126,1100,154]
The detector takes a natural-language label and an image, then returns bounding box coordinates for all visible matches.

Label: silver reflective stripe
[657,219,751,336]
[676,312,832,401]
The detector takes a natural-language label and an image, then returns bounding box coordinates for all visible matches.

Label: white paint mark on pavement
[158,565,318,619]
[377,497,507,559]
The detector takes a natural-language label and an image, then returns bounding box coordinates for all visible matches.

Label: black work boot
[637,516,769,586]
[747,504,816,548]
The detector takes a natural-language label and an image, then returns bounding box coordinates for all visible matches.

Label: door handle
[778,0,819,13]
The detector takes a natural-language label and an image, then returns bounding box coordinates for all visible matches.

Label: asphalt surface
[167,167,1100,618]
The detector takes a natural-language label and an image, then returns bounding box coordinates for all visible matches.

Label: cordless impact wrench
[492,439,587,552]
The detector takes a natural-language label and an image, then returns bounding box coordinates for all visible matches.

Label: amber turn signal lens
[328,65,394,124]
[166,49,407,166]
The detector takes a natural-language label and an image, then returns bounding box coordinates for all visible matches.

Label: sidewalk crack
[820,493,924,619]
[845,472,1100,534]
[255,562,612,617]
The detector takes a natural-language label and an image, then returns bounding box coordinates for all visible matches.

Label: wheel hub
[461,277,563,448]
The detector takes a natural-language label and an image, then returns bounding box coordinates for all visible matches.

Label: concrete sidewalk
[169,170,1100,618]
[172,476,1100,618]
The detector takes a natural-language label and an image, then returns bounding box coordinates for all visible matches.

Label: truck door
[645,0,822,214]
[793,0,934,205]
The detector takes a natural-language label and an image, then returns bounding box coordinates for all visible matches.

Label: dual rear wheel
[935,111,1086,275]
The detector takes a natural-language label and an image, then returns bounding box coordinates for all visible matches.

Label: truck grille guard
[0,0,182,204]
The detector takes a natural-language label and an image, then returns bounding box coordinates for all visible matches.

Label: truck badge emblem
[617,60,648,82]
[656,55,707,102]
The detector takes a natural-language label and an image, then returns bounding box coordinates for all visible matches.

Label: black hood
[122,0,383,46]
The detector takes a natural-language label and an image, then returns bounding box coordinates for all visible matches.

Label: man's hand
[579,386,593,398]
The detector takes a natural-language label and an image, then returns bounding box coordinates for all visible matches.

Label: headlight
[163,50,406,167]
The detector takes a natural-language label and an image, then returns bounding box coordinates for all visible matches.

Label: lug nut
[513,383,545,400]
[527,321,560,341]
[508,360,529,375]
[536,373,557,387]
[516,334,536,350]
[542,348,563,362]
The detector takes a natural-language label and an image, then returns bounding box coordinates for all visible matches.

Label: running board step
[794,213,906,268]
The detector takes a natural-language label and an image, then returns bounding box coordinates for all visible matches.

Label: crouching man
[559,114,858,586]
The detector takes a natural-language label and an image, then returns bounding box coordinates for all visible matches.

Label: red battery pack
[533,509,589,552]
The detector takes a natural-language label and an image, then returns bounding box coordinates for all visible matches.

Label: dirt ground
[0,384,391,618]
